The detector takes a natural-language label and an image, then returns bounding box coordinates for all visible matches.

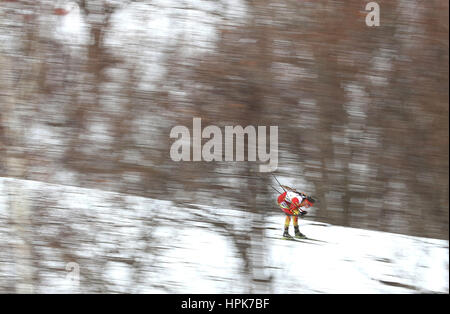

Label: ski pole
[254,172,282,194]
[269,184,282,194]
[271,173,286,192]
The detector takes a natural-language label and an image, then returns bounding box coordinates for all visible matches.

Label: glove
[300,211,308,216]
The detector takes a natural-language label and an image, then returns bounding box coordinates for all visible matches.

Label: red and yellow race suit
[277,191,307,229]
[277,191,307,216]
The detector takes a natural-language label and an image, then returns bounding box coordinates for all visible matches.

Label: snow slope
[0,177,448,293]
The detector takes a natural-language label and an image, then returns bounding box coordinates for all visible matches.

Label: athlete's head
[301,196,316,208]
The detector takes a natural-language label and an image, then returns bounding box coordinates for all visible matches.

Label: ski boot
[282,229,293,240]
[294,227,306,239]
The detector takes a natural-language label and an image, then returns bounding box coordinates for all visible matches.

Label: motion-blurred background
[0,0,448,293]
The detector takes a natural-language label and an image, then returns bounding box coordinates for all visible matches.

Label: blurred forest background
[0,0,448,293]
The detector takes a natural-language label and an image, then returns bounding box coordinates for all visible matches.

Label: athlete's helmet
[305,196,316,206]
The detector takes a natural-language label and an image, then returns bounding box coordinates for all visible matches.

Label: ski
[300,237,327,243]
[270,236,320,244]
[269,235,326,244]
[281,236,298,241]
[285,237,320,245]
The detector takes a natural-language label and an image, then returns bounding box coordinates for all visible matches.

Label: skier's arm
[290,197,307,216]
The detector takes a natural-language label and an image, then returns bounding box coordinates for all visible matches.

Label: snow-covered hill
[0,177,448,293]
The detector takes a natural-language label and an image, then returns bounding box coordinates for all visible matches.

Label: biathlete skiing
[277,185,316,239]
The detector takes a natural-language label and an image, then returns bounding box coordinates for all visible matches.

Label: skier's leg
[285,215,291,229]
[293,216,306,238]
[278,201,293,238]
[283,215,292,238]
